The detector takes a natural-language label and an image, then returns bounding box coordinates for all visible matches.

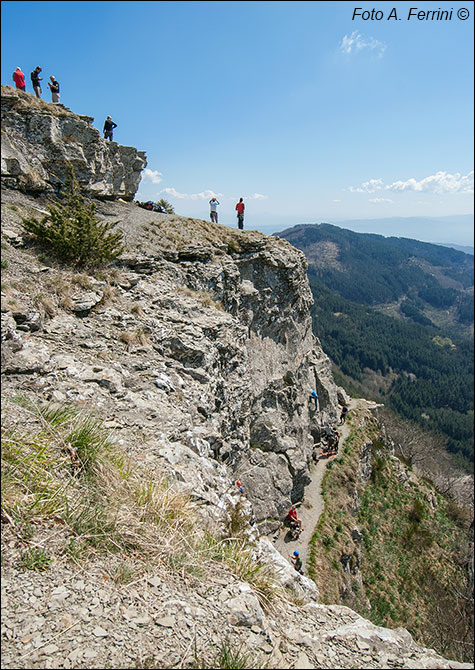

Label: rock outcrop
[1,86,146,200]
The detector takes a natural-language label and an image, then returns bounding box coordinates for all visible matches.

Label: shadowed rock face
[1,86,147,200]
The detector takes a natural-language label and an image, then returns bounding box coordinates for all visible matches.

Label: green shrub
[22,165,124,268]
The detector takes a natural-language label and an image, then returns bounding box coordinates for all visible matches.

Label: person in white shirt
[209,197,220,223]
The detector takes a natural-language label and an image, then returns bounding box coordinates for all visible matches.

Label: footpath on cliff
[272,398,378,572]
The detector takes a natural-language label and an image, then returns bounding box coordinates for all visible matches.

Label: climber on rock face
[310,389,319,410]
[290,550,303,574]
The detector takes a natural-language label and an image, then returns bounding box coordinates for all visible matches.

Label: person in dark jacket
[31,66,42,98]
[103,116,117,141]
[339,405,349,424]
[48,76,60,103]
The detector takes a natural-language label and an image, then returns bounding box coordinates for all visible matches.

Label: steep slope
[2,98,473,669]
[306,406,474,664]
[277,223,474,317]
[2,190,472,669]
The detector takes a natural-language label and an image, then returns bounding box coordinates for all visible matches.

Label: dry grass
[1,396,286,612]
[119,329,151,349]
[2,85,82,119]
[178,287,224,312]
[131,303,144,317]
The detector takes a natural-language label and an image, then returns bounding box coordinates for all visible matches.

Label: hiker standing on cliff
[209,197,220,224]
[31,66,42,98]
[103,116,117,141]
[12,67,25,91]
[48,76,60,103]
[235,198,245,230]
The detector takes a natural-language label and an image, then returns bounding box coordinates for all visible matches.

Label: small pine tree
[157,198,174,214]
[22,165,124,268]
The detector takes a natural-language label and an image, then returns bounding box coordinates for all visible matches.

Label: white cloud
[229,193,269,201]
[333,199,341,203]
[369,197,393,204]
[142,168,163,184]
[385,171,474,194]
[348,178,384,193]
[160,187,223,200]
[349,171,474,196]
[340,31,386,58]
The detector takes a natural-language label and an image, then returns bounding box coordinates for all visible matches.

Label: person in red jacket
[12,67,25,91]
[287,505,302,530]
[235,198,245,230]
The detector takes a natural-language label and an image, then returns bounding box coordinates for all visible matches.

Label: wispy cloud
[142,168,163,184]
[160,187,223,200]
[349,171,474,195]
[369,197,393,204]
[246,193,268,200]
[339,31,386,58]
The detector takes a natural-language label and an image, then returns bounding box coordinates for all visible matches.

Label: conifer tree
[157,198,174,214]
[23,165,124,268]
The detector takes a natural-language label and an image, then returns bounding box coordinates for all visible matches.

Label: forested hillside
[277,224,474,472]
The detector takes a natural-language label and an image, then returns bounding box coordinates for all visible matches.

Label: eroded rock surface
[1,86,146,200]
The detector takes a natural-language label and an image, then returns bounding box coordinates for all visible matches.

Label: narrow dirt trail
[271,398,362,571]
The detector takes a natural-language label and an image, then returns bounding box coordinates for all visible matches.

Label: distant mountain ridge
[437,243,474,255]
[276,223,474,313]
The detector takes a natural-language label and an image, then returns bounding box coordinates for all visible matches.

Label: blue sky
[2,1,474,244]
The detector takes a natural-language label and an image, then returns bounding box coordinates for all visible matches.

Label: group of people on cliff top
[209,197,246,230]
[12,68,247,229]
[12,66,60,104]
[12,66,118,143]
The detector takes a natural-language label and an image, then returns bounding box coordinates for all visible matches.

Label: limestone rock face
[1,191,339,531]
[1,86,146,200]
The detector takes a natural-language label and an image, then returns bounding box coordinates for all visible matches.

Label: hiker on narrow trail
[272,398,365,571]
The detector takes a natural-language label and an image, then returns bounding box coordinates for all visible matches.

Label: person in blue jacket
[310,389,319,410]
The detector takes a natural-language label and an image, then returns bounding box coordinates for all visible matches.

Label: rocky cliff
[1,86,146,200]
[1,97,471,669]
[1,189,340,533]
